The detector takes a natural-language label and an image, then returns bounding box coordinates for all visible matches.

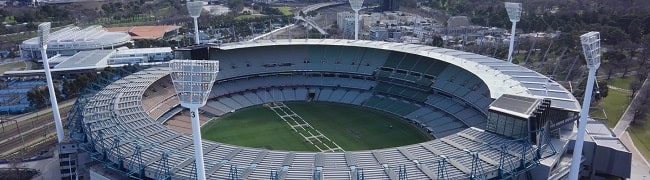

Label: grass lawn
[629,122,650,161]
[599,88,631,127]
[274,6,293,16]
[235,14,264,21]
[0,61,26,74]
[201,102,431,151]
[588,107,607,120]
[609,76,637,89]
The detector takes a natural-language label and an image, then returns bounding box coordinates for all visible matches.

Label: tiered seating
[322,153,351,179]
[247,151,288,179]
[141,77,179,120]
[163,110,210,134]
[214,45,389,80]
[285,153,316,179]
[362,96,419,117]
[79,61,538,180]
[432,66,491,113]
[374,82,429,102]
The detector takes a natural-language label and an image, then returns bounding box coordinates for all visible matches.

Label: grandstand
[19,25,132,59]
[71,39,595,179]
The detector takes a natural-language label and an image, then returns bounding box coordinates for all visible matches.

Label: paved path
[608,85,632,93]
[619,132,650,179]
[610,76,650,179]
[613,77,649,136]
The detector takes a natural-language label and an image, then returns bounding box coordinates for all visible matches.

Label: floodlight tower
[187,1,204,45]
[349,0,364,40]
[38,22,65,143]
[505,2,522,63]
[569,31,601,180]
[169,60,219,180]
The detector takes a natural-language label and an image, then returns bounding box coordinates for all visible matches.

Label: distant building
[59,140,81,179]
[381,0,399,11]
[336,12,354,30]
[53,50,115,69]
[20,25,131,59]
[110,47,173,65]
[106,26,181,40]
[46,47,174,68]
[369,27,388,41]
[40,0,105,4]
[446,16,471,35]
[343,18,357,37]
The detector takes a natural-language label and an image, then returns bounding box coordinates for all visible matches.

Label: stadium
[70,39,584,179]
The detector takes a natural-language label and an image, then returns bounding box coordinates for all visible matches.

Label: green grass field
[234,14,264,21]
[201,102,432,151]
[600,88,632,127]
[0,61,26,74]
[274,6,293,16]
[629,123,650,161]
[608,77,637,89]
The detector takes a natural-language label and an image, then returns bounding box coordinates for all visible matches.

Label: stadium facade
[69,39,630,179]
[19,25,131,59]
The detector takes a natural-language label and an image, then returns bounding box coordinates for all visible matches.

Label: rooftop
[489,94,544,119]
[115,47,173,55]
[586,119,628,152]
[106,26,181,40]
[54,49,114,69]
[21,25,131,51]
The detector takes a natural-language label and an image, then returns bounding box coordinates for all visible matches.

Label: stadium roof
[21,25,131,51]
[54,49,114,69]
[585,119,628,152]
[106,26,181,40]
[489,94,544,119]
[214,39,581,112]
[115,47,173,55]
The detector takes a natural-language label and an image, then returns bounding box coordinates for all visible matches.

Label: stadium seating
[73,37,575,180]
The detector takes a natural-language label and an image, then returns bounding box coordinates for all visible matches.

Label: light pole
[569,31,601,180]
[169,59,219,180]
[187,1,204,45]
[38,22,65,143]
[349,0,364,40]
[505,2,522,63]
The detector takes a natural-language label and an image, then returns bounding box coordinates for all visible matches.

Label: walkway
[611,76,650,178]
[294,16,328,35]
[613,77,648,136]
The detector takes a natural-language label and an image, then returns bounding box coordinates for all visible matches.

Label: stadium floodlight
[38,22,65,143]
[187,1,204,45]
[505,2,522,63]
[569,31,600,180]
[349,0,364,40]
[169,59,219,180]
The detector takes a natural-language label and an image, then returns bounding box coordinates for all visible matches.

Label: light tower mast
[187,1,204,45]
[349,0,364,40]
[505,2,522,63]
[169,60,220,180]
[569,31,601,180]
[38,22,65,143]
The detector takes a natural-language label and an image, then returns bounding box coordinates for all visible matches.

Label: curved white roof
[21,25,132,51]
[215,39,581,112]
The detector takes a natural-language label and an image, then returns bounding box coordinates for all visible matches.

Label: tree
[431,35,444,47]
[631,81,642,98]
[228,0,245,13]
[603,50,626,79]
[574,80,608,102]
